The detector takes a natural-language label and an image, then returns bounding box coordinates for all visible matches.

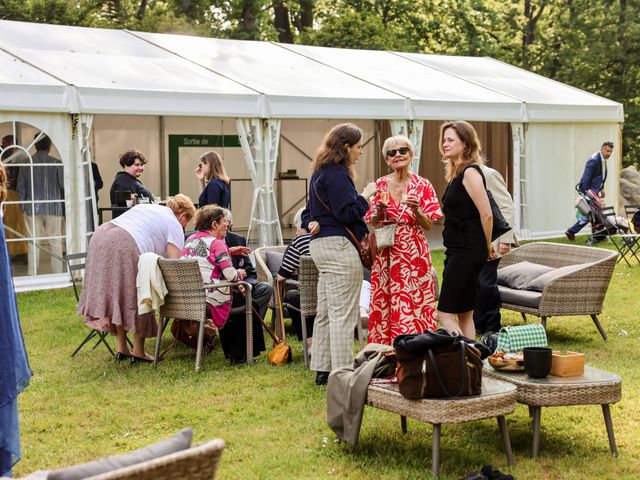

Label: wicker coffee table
[484,364,622,457]
[366,378,517,476]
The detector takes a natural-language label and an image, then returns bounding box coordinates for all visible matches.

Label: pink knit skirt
[77,223,157,338]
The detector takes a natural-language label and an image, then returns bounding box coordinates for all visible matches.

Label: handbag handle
[275,278,288,342]
[427,341,468,398]
[313,184,363,247]
[239,289,282,345]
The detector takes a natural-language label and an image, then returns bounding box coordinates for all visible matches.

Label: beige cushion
[265,251,284,279]
[498,286,542,308]
[497,261,554,290]
[524,264,587,292]
[47,428,192,480]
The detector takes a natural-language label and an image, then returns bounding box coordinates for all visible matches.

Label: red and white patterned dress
[366,174,442,345]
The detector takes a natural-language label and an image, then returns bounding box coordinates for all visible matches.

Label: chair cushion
[497,261,554,290]
[47,428,193,480]
[524,263,587,292]
[265,251,284,279]
[498,286,542,309]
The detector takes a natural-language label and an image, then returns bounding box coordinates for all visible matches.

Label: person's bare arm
[166,243,182,259]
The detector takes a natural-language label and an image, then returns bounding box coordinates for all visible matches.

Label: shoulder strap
[313,185,362,245]
[465,164,487,189]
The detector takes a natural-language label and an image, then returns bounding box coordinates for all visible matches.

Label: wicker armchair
[498,242,618,340]
[156,258,252,371]
[85,439,225,480]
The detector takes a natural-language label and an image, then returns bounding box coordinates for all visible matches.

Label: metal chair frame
[66,252,115,358]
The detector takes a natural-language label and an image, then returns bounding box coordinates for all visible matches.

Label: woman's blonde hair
[167,193,196,222]
[382,135,414,162]
[311,123,363,179]
[200,151,230,184]
[439,121,484,182]
[0,161,7,203]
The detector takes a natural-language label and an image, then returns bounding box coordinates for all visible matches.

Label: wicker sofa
[497,242,618,340]
[7,431,224,480]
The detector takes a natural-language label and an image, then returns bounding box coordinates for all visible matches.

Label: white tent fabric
[0,19,625,289]
[389,120,424,173]
[236,118,283,246]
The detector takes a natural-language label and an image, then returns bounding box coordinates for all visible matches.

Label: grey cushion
[265,251,283,279]
[497,261,554,290]
[47,428,193,480]
[524,263,587,292]
[498,286,542,309]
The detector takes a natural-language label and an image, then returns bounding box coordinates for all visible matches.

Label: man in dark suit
[222,215,270,363]
[566,141,614,241]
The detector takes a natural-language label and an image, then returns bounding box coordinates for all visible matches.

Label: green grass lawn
[13,236,640,479]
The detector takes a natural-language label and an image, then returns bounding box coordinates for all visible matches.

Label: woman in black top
[437,121,495,338]
[109,149,154,216]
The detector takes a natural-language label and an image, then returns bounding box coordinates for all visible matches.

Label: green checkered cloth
[496,324,548,353]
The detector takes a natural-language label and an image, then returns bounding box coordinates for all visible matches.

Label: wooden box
[551,351,585,377]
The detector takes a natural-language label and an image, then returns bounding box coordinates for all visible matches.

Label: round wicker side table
[484,364,622,457]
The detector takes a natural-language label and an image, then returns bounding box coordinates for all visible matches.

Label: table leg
[531,406,542,458]
[432,424,441,477]
[601,404,618,457]
[401,415,407,434]
[497,416,515,466]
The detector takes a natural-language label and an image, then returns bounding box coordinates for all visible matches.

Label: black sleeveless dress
[438,165,488,313]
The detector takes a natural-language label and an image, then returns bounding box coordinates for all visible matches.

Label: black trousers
[219,282,272,363]
[473,257,502,334]
[284,288,315,341]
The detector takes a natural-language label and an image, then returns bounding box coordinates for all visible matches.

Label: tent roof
[0,19,624,122]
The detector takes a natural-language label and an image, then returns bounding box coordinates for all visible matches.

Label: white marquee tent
[0,19,623,290]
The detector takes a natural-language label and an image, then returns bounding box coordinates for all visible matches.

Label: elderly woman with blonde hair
[366,135,442,345]
[78,194,196,364]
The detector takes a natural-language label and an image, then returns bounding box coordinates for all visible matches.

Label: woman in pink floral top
[366,135,442,345]
[182,205,246,329]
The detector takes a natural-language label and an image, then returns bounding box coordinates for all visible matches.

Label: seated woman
[276,208,315,343]
[78,194,196,363]
[182,205,245,330]
[109,149,154,216]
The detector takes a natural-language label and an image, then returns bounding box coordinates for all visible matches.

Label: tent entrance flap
[236,118,283,246]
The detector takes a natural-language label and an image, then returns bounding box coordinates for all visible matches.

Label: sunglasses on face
[386,147,409,157]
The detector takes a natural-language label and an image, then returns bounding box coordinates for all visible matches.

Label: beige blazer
[481,165,517,251]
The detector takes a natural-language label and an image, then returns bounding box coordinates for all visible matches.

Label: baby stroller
[575,187,628,244]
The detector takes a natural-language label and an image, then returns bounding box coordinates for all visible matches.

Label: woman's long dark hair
[311,123,363,179]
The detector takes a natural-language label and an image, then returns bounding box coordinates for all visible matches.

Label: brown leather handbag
[394,330,483,399]
[265,280,292,366]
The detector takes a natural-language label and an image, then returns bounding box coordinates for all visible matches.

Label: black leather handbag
[487,190,511,241]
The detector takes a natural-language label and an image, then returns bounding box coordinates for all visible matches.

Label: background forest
[1,0,638,167]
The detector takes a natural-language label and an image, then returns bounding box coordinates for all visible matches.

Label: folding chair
[620,204,640,265]
[67,252,115,357]
[597,207,638,267]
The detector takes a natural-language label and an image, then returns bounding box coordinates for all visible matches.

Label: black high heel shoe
[131,355,154,365]
[115,352,132,362]
[315,371,330,386]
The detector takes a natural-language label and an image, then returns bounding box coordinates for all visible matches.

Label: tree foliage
[0,0,638,166]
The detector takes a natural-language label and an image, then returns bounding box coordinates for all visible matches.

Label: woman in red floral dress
[366,135,442,345]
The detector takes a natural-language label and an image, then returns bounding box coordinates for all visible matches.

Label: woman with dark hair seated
[109,149,154,216]
[181,205,245,330]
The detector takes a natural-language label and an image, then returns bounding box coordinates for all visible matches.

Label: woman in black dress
[437,121,495,338]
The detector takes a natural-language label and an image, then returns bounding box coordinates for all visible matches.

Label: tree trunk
[295,0,314,33]
[273,1,294,43]
[135,0,148,20]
